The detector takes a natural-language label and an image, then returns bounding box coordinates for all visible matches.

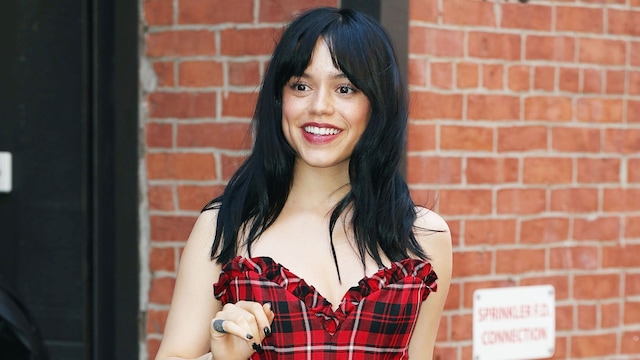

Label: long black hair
[204,7,428,280]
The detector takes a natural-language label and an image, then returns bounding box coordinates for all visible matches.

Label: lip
[301,122,341,145]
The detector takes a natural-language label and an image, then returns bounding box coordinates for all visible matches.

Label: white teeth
[304,126,340,136]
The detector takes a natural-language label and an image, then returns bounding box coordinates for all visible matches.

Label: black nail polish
[246,333,253,340]
[252,342,264,353]
[264,326,272,337]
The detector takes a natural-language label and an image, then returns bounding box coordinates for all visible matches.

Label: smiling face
[281,38,371,173]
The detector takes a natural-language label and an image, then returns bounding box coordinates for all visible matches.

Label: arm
[155,210,222,360]
[408,208,453,360]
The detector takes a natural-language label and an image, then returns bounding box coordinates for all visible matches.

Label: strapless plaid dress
[214,256,437,360]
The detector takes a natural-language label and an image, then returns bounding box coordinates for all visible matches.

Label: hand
[210,301,275,360]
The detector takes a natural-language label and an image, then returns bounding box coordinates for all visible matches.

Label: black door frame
[90,0,139,358]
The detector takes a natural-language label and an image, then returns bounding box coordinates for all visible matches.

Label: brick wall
[407,0,640,359]
[140,0,640,359]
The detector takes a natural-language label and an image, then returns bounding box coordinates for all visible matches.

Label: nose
[309,88,334,115]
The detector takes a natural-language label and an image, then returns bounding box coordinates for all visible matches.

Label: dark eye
[338,85,355,94]
[296,83,308,91]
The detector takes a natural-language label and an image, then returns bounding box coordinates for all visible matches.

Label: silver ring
[213,319,226,333]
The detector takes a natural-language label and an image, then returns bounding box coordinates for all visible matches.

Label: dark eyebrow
[299,71,348,80]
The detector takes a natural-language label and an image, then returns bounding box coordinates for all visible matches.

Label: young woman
[155,7,452,360]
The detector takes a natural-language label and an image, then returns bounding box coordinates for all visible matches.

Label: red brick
[147,338,161,360]
[622,330,640,354]
[533,66,554,92]
[524,96,572,122]
[146,30,216,57]
[146,122,173,148]
[146,152,217,180]
[630,71,640,95]
[452,251,492,278]
[229,61,261,86]
[410,92,463,119]
[147,308,169,335]
[578,304,597,329]
[521,218,569,244]
[574,273,620,300]
[522,276,570,300]
[627,272,640,296]
[497,188,546,215]
[439,189,493,215]
[608,9,640,36]
[577,158,620,183]
[631,159,640,183]
[147,92,216,118]
[430,62,453,89]
[481,64,503,90]
[442,0,496,27]
[606,70,626,94]
[526,36,575,62]
[633,41,640,66]
[582,68,603,94]
[451,314,472,341]
[603,244,640,268]
[222,92,259,118]
[444,282,460,310]
[551,188,599,214]
[627,100,640,123]
[456,62,479,89]
[523,157,572,184]
[627,215,640,239]
[602,302,620,328]
[550,246,598,270]
[177,122,251,150]
[465,219,516,246]
[574,216,620,241]
[604,128,640,154]
[153,61,175,87]
[551,305,573,330]
[495,249,545,274]
[497,126,546,152]
[149,277,176,304]
[469,32,521,60]
[468,94,520,121]
[466,157,518,184]
[410,28,464,57]
[551,336,568,360]
[259,0,337,22]
[552,127,600,153]
[440,125,493,151]
[579,38,626,65]
[507,65,530,92]
[221,154,247,181]
[556,6,603,33]
[143,0,173,26]
[178,61,223,87]
[407,123,435,151]
[408,58,428,87]
[604,188,640,212]
[179,0,253,24]
[409,0,438,22]
[559,67,579,92]
[406,156,462,184]
[571,333,617,357]
[221,28,278,56]
[625,302,640,325]
[577,98,623,123]
[433,346,457,360]
[501,3,551,30]
[150,247,176,272]
[148,185,174,211]
[150,215,197,242]
[447,220,461,248]
[177,185,223,211]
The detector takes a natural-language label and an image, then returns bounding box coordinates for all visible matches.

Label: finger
[236,301,272,338]
[210,317,255,342]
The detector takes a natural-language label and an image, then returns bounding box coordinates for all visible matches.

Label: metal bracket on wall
[0,152,12,193]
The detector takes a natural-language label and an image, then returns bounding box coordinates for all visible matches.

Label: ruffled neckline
[214,256,437,325]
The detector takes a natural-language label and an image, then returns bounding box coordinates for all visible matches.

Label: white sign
[473,285,555,360]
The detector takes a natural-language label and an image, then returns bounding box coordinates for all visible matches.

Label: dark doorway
[0,0,139,359]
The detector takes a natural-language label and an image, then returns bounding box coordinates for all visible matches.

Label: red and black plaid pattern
[214,256,437,360]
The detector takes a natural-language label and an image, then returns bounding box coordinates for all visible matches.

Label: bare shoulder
[413,206,452,279]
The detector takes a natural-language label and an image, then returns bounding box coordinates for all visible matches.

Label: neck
[286,160,351,214]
